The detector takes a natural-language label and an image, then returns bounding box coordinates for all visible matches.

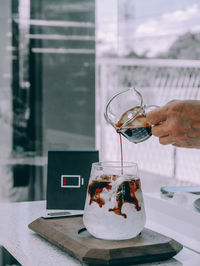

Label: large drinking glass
[83,161,146,240]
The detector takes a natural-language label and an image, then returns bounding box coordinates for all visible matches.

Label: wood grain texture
[28,216,183,265]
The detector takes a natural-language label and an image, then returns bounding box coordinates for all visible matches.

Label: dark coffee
[115,107,152,173]
[119,126,152,143]
[115,107,152,143]
[88,176,141,219]
[119,133,123,174]
[109,179,141,218]
[88,180,112,207]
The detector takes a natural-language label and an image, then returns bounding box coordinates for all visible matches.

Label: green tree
[157,32,200,60]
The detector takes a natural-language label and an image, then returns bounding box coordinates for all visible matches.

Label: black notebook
[46,150,99,210]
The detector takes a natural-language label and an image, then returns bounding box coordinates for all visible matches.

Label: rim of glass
[92,161,138,168]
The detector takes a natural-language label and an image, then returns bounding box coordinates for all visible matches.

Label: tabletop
[0,195,200,266]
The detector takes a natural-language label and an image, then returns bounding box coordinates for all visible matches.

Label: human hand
[146,100,200,148]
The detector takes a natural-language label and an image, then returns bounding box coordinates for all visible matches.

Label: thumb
[146,106,167,125]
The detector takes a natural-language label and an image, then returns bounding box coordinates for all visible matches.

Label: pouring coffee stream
[104,88,158,174]
[82,88,153,240]
[115,105,151,175]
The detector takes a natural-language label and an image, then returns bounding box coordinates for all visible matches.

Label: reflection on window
[0,0,95,203]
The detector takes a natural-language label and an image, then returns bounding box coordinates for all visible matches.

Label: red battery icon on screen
[61,175,84,188]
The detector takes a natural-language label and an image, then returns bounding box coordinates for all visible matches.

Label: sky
[96,0,200,57]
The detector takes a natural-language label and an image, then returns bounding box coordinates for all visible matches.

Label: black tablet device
[46,150,99,210]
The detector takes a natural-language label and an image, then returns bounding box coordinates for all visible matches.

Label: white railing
[96,57,200,184]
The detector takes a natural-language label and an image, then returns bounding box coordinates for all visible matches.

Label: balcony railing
[96,58,200,184]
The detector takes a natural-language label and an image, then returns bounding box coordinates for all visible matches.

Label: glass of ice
[83,161,146,240]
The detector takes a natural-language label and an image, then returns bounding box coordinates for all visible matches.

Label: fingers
[187,130,200,138]
[172,142,193,148]
[192,122,200,130]
[146,100,180,125]
[146,99,200,148]
[146,106,167,125]
[152,122,169,137]
[159,135,175,145]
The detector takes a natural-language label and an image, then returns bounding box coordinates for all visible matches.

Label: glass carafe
[104,88,158,143]
[83,161,146,240]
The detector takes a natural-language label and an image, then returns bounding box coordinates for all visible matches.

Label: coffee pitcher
[104,88,158,143]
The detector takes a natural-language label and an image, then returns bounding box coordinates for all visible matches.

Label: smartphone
[42,211,83,219]
[160,186,200,197]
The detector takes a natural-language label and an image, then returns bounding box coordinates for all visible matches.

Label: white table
[0,197,200,266]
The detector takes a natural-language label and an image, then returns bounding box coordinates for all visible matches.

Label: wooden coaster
[29,216,182,265]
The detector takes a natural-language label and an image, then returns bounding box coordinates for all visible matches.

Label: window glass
[96,0,200,185]
[0,0,95,202]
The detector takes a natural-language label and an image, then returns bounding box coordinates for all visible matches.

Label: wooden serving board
[29,216,183,265]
